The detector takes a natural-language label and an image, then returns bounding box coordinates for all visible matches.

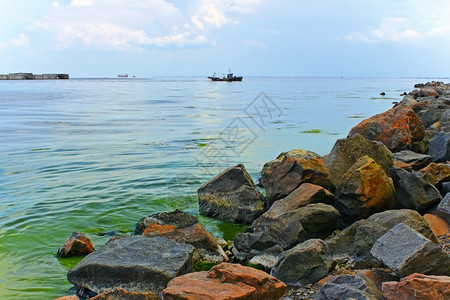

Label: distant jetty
[0,73,69,80]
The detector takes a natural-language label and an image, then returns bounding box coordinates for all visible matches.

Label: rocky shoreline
[0,72,69,80]
[56,81,449,300]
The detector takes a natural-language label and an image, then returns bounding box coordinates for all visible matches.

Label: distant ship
[208,70,242,82]
[117,74,128,78]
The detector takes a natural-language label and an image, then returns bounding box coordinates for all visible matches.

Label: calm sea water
[0,77,426,299]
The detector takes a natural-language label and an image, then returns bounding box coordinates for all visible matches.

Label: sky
[0,0,450,77]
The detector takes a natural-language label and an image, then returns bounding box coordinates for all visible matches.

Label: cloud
[1,33,30,49]
[33,0,261,50]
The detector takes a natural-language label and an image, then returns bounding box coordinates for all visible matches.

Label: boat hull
[208,76,243,82]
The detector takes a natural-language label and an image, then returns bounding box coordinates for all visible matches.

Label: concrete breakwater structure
[0,73,69,80]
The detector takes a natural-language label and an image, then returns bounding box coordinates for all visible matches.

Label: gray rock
[67,236,194,294]
[232,231,282,263]
[437,193,450,223]
[313,274,383,300]
[325,134,394,187]
[417,103,448,128]
[400,95,417,107]
[271,239,332,286]
[442,182,450,195]
[198,164,266,224]
[324,209,437,269]
[370,223,450,277]
[393,150,432,170]
[135,209,198,235]
[391,167,442,212]
[428,132,450,163]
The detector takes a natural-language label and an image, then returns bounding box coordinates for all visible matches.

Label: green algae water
[0,77,429,299]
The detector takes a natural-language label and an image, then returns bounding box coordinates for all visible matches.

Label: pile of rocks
[56,83,449,299]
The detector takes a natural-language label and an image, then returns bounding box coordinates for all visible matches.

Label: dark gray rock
[442,182,450,195]
[437,193,450,223]
[67,236,194,294]
[393,150,432,170]
[417,103,448,128]
[271,239,332,286]
[370,223,450,277]
[135,209,198,235]
[391,167,442,212]
[313,274,383,300]
[324,209,437,269]
[325,134,394,187]
[232,231,281,263]
[198,164,266,224]
[428,132,450,163]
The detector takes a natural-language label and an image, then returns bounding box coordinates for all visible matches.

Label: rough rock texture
[370,223,450,277]
[90,289,159,300]
[417,103,448,128]
[391,167,442,212]
[271,239,332,286]
[53,296,79,300]
[437,193,450,223]
[419,163,450,186]
[143,224,177,236]
[260,152,332,204]
[313,274,383,300]
[198,164,266,224]
[135,209,198,235]
[356,269,399,292]
[334,156,396,222]
[57,232,95,258]
[232,231,282,265]
[393,150,432,170]
[163,263,286,300]
[428,132,450,163]
[424,214,450,237]
[348,104,425,153]
[324,209,437,268]
[67,236,194,294]
[382,273,450,300]
[324,134,394,187]
[252,203,340,249]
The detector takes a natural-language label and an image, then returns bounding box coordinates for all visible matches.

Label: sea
[0,77,433,299]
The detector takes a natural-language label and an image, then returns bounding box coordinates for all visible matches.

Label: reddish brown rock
[382,273,450,300]
[419,88,439,98]
[90,288,159,300]
[57,232,94,258]
[348,104,425,152]
[163,263,286,300]
[393,160,413,172]
[54,296,79,300]
[424,214,450,237]
[419,163,450,186]
[142,224,177,236]
[357,269,399,291]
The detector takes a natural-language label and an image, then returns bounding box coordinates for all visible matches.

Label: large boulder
[313,274,383,300]
[198,164,266,224]
[334,156,396,222]
[324,209,437,269]
[260,151,332,204]
[382,273,450,300]
[163,263,286,300]
[57,232,95,258]
[348,104,425,153]
[90,288,159,300]
[419,162,450,186]
[67,236,194,294]
[325,134,394,187]
[135,209,197,235]
[393,150,432,171]
[417,102,449,128]
[391,167,442,213]
[271,239,333,286]
[428,132,450,163]
[370,223,450,277]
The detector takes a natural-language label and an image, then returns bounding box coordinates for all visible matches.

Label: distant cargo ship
[117,74,128,78]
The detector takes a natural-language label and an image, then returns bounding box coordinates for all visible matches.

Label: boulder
[443,183,450,195]
[67,236,194,294]
[313,274,383,300]
[54,296,79,300]
[370,223,450,277]
[391,167,442,212]
[57,232,95,258]
[356,269,399,292]
[135,209,197,235]
[334,156,396,222]
[271,239,333,286]
[437,193,450,223]
[424,214,450,237]
[419,162,450,186]
[163,263,286,300]
[90,289,159,300]
[417,103,448,128]
[400,95,417,107]
[324,209,437,268]
[260,152,332,204]
[252,203,340,249]
[419,88,440,98]
[382,273,450,300]
[143,224,177,236]
[232,231,282,265]
[348,104,425,153]
[428,132,450,163]
[198,164,266,224]
[393,150,432,171]
[325,134,394,187]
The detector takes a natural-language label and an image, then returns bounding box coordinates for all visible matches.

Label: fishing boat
[117,74,128,78]
[208,70,243,82]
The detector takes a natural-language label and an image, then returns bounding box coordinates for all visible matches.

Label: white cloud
[0,33,30,48]
[32,0,261,50]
